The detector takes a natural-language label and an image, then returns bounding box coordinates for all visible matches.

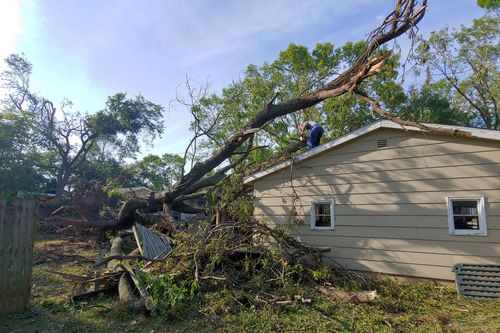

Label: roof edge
[243,120,500,184]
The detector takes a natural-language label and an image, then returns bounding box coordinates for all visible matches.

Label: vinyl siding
[251,128,500,280]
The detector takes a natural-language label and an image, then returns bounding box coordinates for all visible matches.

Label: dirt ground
[1,227,499,333]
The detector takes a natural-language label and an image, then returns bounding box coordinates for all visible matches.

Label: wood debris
[317,286,378,303]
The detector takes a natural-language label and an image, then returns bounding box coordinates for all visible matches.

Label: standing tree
[396,80,471,126]
[48,0,475,231]
[0,109,50,197]
[413,14,499,129]
[1,54,165,199]
[48,0,446,230]
[130,153,184,191]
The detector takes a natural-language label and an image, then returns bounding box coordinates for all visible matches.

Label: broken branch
[354,89,473,138]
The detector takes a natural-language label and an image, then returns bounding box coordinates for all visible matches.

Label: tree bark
[55,0,430,230]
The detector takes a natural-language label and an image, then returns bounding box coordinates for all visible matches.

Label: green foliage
[209,173,254,222]
[73,150,126,192]
[88,93,164,158]
[139,272,193,316]
[414,15,500,129]
[310,265,333,282]
[0,110,54,196]
[397,83,471,126]
[128,153,183,191]
[227,195,254,221]
[1,54,165,198]
[98,205,116,219]
[477,0,499,10]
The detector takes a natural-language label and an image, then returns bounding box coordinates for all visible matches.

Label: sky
[0,0,485,157]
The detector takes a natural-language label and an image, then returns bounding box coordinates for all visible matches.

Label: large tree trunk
[55,171,71,201]
[55,0,433,230]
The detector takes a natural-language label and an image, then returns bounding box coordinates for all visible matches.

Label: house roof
[243,120,500,184]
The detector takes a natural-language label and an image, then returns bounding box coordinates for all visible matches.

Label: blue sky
[0,0,485,157]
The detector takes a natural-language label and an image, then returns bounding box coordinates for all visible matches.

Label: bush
[140,272,195,316]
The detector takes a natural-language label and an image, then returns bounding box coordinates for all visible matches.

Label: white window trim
[446,196,487,236]
[310,199,335,231]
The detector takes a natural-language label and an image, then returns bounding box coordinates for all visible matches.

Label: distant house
[244,120,500,280]
[114,186,153,199]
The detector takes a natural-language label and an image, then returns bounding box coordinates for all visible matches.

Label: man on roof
[299,121,324,149]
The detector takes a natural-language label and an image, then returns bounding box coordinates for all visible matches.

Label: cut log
[118,273,137,303]
[317,286,378,303]
[119,262,153,312]
[107,236,125,271]
[118,268,153,314]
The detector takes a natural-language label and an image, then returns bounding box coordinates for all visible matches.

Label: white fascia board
[243,120,500,184]
[381,121,500,141]
[243,121,384,184]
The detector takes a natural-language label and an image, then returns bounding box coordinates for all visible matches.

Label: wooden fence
[0,199,37,314]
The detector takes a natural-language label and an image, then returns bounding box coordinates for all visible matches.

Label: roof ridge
[243,120,500,184]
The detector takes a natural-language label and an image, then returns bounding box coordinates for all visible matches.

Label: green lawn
[1,232,498,333]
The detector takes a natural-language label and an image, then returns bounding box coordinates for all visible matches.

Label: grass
[0,231,499,333]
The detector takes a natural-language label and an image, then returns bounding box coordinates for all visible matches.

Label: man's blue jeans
[307,126,324,149]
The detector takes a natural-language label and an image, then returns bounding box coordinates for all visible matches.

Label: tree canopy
[477,0,499,11]
[4,0,498,231]
[1,54,165,199]
[412,15,499,129]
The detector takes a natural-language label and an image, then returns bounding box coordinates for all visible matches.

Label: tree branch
[354,89,472,138]
[70,0,430,228]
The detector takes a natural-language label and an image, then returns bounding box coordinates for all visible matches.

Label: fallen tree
[45,0,476,231]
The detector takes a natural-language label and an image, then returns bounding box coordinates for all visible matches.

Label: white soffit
[243,120,500,184]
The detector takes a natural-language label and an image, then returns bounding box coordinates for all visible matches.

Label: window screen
[314,203,331,227]
[447,197,487,236]
[452,200,479,230]
[310,199,334,230]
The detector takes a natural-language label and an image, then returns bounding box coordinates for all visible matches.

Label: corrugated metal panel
[453,264,500,300]
[132,223,171,260]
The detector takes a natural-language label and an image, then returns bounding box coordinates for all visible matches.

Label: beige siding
[254,202,500,219]
[254,190,500,205]
[252,128,500,280]
[255,164,500,189]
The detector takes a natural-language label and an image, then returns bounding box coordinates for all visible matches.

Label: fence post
[0,198,37,314]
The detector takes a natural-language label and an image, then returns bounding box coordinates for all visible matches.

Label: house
[243,120,500,280]
[114,186,153,199]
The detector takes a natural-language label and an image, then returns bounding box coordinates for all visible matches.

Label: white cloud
[93,0,376,69]
[166,0,375,67]
[0,0,23,70]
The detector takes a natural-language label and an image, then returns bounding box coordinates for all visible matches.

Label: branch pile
[60,216,369,315]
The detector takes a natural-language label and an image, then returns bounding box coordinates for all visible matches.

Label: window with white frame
[447,196,487,236]
[310,199,334,230]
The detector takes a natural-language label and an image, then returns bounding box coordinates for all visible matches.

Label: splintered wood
[71,271,123,301]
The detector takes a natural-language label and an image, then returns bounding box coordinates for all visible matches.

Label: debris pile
[43,216,378,316]
[42,184,378,315]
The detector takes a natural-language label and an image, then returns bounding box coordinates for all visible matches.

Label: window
[310,199,335,230]
[447,197,487,236]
